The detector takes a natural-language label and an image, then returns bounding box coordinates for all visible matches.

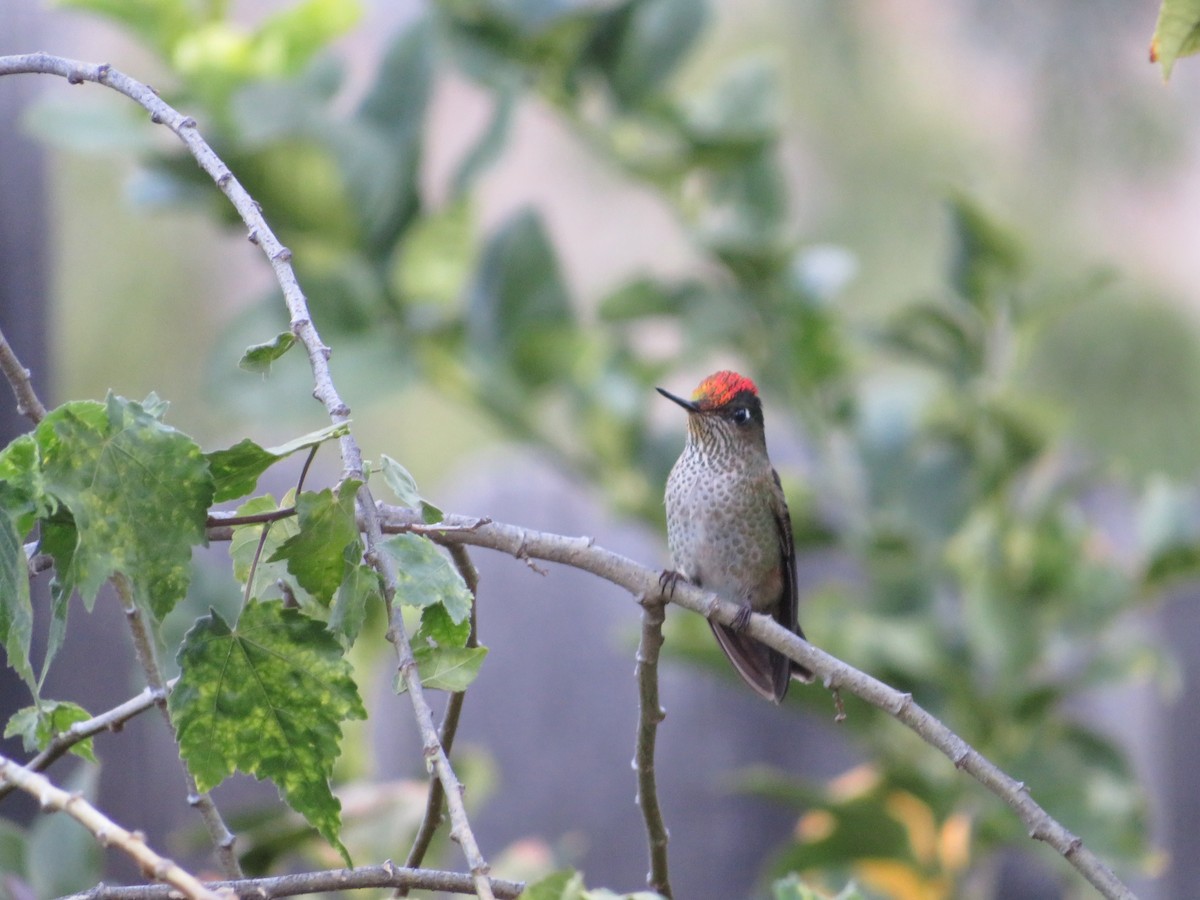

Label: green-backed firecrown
[659,370,813,703]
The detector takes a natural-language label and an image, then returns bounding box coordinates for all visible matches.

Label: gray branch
[58,862,524,900]
[634,594,672,897]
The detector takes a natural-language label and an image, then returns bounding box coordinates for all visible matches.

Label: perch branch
[60,863,524,900]
[0,52,493,896]
[634,593,672,897]
[0,754,223,900]
[364,505,1137,900]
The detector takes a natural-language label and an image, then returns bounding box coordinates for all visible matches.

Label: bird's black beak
[657,387,699,412]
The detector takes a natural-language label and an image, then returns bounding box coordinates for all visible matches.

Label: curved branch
[368,505,1137,900]
[0,754,222,900]
[60,863,524,900]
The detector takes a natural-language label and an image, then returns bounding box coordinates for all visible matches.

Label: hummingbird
[658,370,813,703]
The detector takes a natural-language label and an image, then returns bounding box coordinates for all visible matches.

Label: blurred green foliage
[26,0,1200,895]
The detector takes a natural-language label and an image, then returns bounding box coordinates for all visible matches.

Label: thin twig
[634,594,671,898]
[0,754,224,900]
[0,53,494,894]
[399,545,480,889]
[0,324,47,424]
[0,680,176,803]
[364,505,1138,900]
[59,863,524,900]
[111,574,242,879]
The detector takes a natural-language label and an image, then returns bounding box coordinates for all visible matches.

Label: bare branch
[368,505,1138,900]
[634,594,672,898]
[0,754,223,900]
[59,863,524,900]
[0,323,47,424]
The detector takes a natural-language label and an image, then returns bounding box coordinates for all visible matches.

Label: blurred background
[4,1,1200,898]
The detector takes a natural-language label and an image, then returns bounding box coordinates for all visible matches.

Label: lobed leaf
[268,481,361,602]
[4,701,96,762]
[384,533,473,624]
[35,396,213,621]
[170,601,367,864]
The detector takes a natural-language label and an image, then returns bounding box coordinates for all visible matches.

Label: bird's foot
[659,569,687,599]
[730,605,753,633]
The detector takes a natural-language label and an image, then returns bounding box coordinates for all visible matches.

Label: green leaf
[345,15,435,253]
[598,278,701,321]
[35,396,213,620]
[451,88,516,197]
[0,508,34,688]
[4,701,96,762]
[0,434,43,533]
[268,481,361,602]
[379,454,444,523]
[773,875,863,900]
[466,209,577,387]
[206,422,348,502]
[330,558,380,645]
[946,194,1023,309]
[380,454,424,508]
[395,645,488,693]
[1152,0,1200,79]
[525,870,587,900]
[394,199,477,306]
[238,331,296,374]
[56,0,201,58]
[384,533,473,623]
[170,601,366,864]
[684,57,779,152]
[588,0,709,106]
[416,602,472,648]
[230,494,298,586]
[251,0,363,77]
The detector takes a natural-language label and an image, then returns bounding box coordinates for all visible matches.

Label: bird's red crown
[691,370,759,410]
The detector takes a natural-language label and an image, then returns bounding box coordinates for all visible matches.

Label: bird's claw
[731,605,753,633]
[659,569,686,599]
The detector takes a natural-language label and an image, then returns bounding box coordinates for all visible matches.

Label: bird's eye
[732,407,752,425]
